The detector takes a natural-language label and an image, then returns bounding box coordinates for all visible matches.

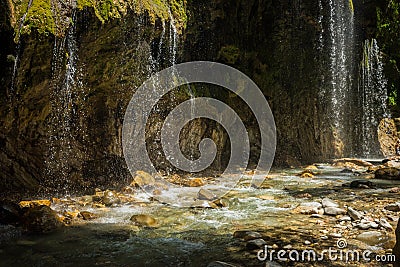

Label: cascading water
[318,0,355,157]
[358,39,389,157]
[46,11,83,192]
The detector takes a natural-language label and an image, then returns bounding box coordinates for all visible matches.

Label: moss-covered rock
[11,0,187,40]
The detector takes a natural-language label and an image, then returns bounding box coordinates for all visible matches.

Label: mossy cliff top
[9,0,186,42]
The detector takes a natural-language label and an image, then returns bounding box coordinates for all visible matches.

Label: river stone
[324,207,346,216]
[243,231,262,241]
[130,214,157,227]
[322,198,339,208]
[21,205,63,233]
[347,207,363,221]
[356,231,385,246]
[334,158,373,167]
[379,218,393,231]
[197,188,217,200]
[375,167,400,180]
[79,211,97,220]
[246,238,266,250]
[302,202,323,209]
[19,200,51,208]
[102,190,120,207]
[385,203,400,212]
[349,180,375,189]
[131,171,156,187]
[338,215,352,221]
[357,222,372,230]
[185,178,205,187]
[393,220,399,267]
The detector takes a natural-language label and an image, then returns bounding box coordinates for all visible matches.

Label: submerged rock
[21,205,63,233]
[356,231,386,246]
[130,214,157,227]
[349,180,375,189]
[375,167,400,180]
[297,170,315,178]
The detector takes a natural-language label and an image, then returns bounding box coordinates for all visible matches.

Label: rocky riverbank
[0,158,399,266]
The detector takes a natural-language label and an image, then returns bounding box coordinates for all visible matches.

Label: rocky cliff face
[0,0,392,195]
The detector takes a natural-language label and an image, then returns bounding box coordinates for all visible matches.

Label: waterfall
[318,0,355,157]
[327,0,354,153]
[358,39,389,157]
[46,11,82,192]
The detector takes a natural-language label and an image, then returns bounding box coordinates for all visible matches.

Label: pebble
[338,215,352,222]
[246,238,267,250]
[357,222,371,230]
[370,222,379,229]
[304,240,311,245]
[79,211,97,220]
[198,189,217,201]
[324,207,347,216]
[384,203,400,212]
[130,214,157,227]
[347,207,363,221]
[321,198,339,208]
[389,187,400,193]
[379,219,393,230]
[243,231,262,241]
[330,233,342,238]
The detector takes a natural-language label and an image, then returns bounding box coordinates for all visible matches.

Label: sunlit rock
[130,214,158,227]
[19,200,51,208]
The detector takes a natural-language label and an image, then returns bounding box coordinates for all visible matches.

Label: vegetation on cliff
[377,0,400,110]
[10,0,186,40]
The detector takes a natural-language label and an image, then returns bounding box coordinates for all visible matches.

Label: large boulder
[394,220,400,267]
[21,205,64,233]
[378,118,400,157]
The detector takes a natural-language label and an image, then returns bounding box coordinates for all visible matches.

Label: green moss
[12,0,187,42]
[15,0,55,39]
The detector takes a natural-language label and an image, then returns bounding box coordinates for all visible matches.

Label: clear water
[1,167,398,266]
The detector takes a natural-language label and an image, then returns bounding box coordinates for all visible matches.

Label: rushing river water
[0,166,399,267]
